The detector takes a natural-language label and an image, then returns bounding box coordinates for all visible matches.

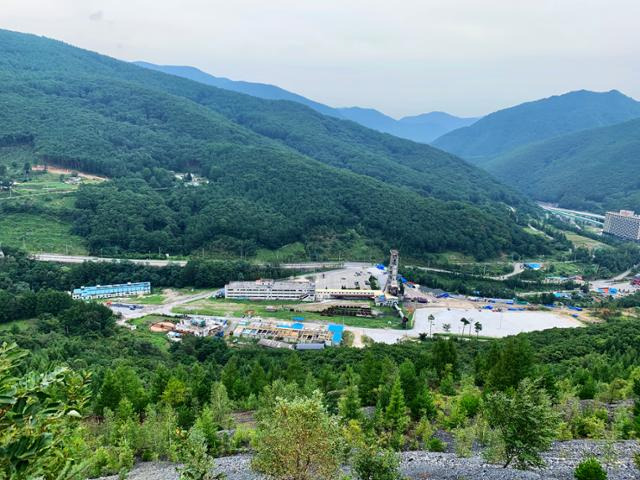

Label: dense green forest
[0,29,547,260]
[483,118,640,212]
[433,89,640,161]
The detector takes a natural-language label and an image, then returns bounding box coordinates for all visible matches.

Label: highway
[538,203,605,225]
[32,253,188,267]
[32,253,363,270]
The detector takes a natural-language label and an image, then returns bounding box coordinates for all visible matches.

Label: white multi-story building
[224,280,315,300]
[603,210,640,241]
[72,282,151,300]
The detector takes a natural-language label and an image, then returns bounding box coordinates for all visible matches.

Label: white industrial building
[314,288,398,306]
[224,279,315,300]
[604,210,640,241]
[72,282,151,300]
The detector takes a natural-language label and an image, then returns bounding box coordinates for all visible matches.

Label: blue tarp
[483,305,493,310]
[436,293,450,298]
[568,306,583,311]
[376,264,386,270]
[328,324,344,344]
[277,322,305,329]
[292,317,305,322]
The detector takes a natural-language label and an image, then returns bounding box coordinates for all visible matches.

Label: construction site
[232,319,343,349]
[150,315,227,341]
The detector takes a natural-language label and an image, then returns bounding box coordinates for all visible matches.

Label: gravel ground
[94,441,640,480]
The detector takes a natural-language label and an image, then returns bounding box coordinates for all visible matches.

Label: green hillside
[0,29,547,260]
[433,90,640,162]
[484,118,640,212]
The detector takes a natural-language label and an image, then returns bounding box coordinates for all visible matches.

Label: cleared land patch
[173,298,406,329]
[0,212,87,254]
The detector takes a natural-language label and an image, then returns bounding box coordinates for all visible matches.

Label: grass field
[545,261,586,276]
[564,232,609,250]
[0,167,100,254]
[123,294,166,305]
[0,212,87,254]
[128,315,175,351]
[173,298,406,329]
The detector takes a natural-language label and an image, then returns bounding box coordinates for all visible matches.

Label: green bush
[352,447,403,480]
[427,437,447,452]
[574,457,607,480]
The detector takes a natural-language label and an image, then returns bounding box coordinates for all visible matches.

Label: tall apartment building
[224,280,315,300]
[603,210,640,241]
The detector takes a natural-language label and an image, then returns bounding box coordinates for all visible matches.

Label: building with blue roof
[72,282,151,300]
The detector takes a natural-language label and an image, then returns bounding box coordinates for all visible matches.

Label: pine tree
[384,376,409,449]
[415,385,437,420]
[359,351,382,406]
[338,384,362,422]
[486,379,559,469]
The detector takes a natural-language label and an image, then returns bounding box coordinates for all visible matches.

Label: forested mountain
[0,29,546,259]
[135,61,478,143]
[433,90,640,162]
[484,118,640,213]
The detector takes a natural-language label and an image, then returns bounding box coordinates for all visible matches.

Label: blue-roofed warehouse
[72,282,151,300]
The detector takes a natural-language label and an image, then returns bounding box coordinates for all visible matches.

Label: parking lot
[310,264,387,290]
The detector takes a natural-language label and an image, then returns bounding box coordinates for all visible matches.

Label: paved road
[407,262,524,281]
[538,203,605,220]
[32,253,363,270]
[33,253,188,267]
[113,289,216,325]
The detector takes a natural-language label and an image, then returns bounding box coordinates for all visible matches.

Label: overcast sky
[3,0,639,117]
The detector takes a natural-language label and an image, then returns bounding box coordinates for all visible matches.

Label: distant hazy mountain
[484,118,640,213]
[134,62,477,143]
[432,89,640,162]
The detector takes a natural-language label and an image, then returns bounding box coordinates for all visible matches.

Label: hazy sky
[3,0,639,117]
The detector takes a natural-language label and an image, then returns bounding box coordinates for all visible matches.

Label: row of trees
[0,248,290,293]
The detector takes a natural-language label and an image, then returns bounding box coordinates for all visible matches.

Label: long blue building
[72,282,151,300]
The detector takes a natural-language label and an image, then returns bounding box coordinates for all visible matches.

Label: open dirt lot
[32,165,108,181]
[413,306,584,337]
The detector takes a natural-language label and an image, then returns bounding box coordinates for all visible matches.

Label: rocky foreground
[97,440,640,480]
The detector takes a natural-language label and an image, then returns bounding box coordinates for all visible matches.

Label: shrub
[230,425,255,451]
[427,437,446,452]
[453,426,475,458]
[352,447,403,480]
[574,457,607,480]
